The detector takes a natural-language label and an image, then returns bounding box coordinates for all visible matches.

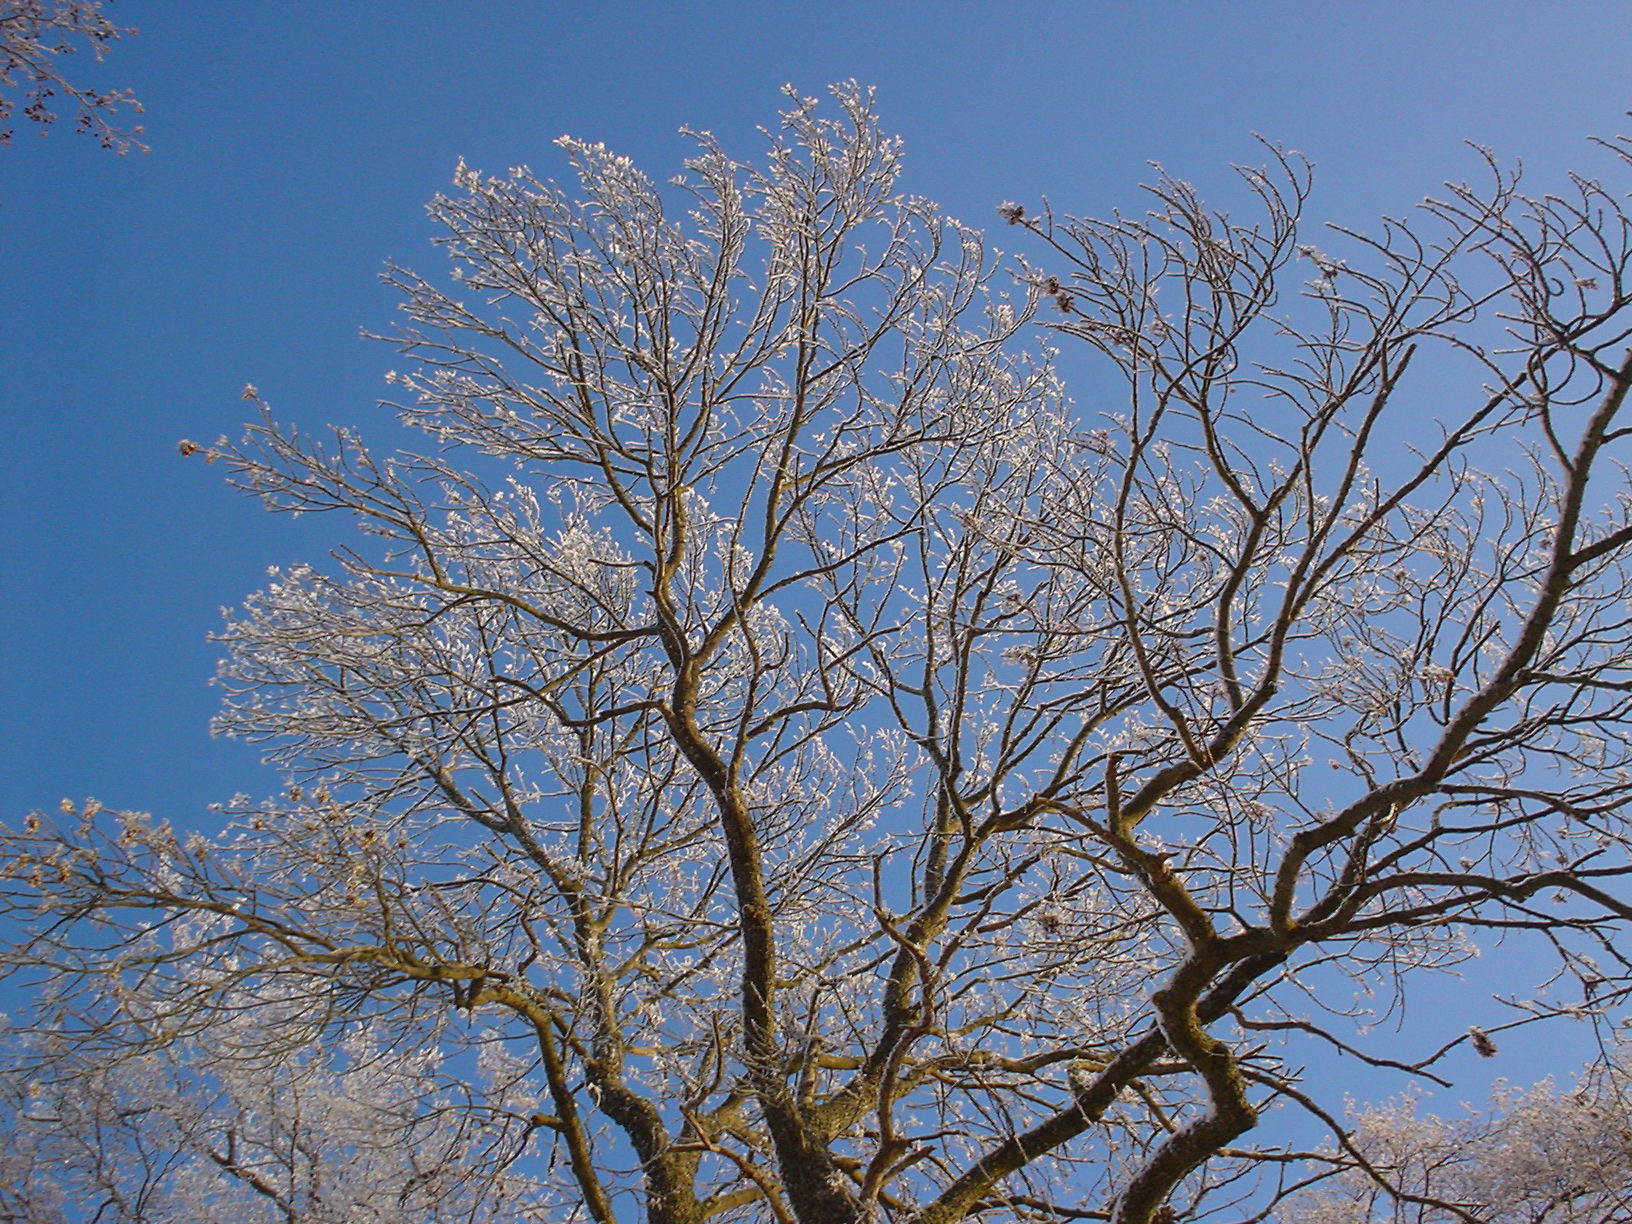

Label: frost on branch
[7,88,1632,1224]
[0,0,145,152]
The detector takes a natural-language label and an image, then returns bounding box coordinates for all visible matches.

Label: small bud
[1470,1027,1498,1058]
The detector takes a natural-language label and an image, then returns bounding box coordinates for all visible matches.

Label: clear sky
[3,0,1630,1093]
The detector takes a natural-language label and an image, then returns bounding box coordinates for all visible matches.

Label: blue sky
[3,0,1631,1099]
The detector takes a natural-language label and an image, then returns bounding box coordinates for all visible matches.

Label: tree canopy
[5,85,1632,1224]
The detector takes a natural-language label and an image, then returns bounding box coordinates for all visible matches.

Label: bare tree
[0,0,143,153]
[5,86,1632,1224]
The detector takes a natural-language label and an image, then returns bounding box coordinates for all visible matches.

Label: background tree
[5,86,1632,1224]
[1285,1048,1632,1223]
[0,0,143,152]
[0,1007,554,1223]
